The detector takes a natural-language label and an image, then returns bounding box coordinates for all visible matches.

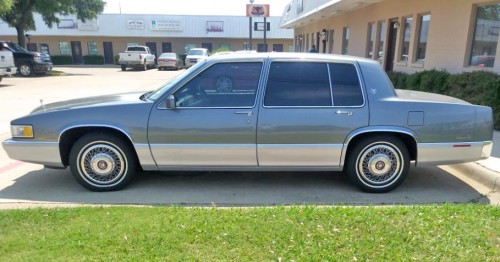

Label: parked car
[118,45,156,71]
[185,48,210,68]
[0,49,17,83]
[470,55,495,67]
[2,53,494,192]
[0,40,52,76]
[157,53,183,71]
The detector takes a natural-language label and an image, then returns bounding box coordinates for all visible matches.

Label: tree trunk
[15,26,26,47]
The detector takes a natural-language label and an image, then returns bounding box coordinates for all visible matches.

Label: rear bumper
[0,66,17,76]
[2,139,64,168]
[417,141,493,165]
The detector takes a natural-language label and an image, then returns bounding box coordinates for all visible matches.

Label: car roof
[205,52,378,65]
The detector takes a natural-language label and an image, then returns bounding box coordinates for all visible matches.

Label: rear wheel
[18,63,33,76]
[142,61,147,71]
[121,65,127,71]
[345,135,410,193]
[69,132,136,191]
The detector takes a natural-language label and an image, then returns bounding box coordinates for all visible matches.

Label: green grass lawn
[0,205,498,261]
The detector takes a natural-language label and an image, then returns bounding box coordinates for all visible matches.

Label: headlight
[33,56,42,63]
[11,125,34,138]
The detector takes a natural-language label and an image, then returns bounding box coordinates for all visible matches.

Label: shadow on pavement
[0,165,488,206]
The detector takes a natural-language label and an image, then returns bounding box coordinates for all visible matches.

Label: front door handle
[336,110,353,116]
[235,111,253,117]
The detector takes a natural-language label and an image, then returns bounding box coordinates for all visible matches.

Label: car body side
[2,54,493,173]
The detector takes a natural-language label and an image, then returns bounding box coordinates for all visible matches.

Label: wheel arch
[59,125,139,167]
[342,128,418,166]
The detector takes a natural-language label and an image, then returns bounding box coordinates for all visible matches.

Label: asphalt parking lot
[0,66,498,207]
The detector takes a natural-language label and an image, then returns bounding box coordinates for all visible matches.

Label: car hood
[31,92,148,114]
[395,89,471,105]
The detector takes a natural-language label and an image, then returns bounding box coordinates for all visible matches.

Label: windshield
[6,42,29,53]
[146,60,206,101]
[188,49,205,56]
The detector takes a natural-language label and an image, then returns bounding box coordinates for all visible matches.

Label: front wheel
[344,135,410,193]
[69,132,136,191]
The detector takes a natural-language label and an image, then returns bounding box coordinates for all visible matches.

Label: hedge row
[51,55,105,65]
[387,70,500,130]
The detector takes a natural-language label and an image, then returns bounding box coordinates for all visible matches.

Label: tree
[0,0,105,47]
[0,0,13,15]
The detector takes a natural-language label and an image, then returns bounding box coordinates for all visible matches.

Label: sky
[103,0,290,17]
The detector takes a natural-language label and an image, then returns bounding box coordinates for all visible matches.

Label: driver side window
[174,62,262,108]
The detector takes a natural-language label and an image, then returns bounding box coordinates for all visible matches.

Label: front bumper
[2,139,64,168]
[33,62,52,73]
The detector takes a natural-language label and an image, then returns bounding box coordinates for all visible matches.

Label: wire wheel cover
[79,143,126,185]
[357,144,402,185]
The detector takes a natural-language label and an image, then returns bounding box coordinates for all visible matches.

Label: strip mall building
[281,0,500,73]
[0,13,293,64]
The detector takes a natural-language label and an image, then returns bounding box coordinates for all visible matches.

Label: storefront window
[400,17,413,61]
[218,43,231,51]
[40,43,50,54]
[59,42,70,55]
[87,42,98,55]
[470,4,500,67]
[415,14,431,63]
[366,23,376,58]
[342,27,349,55]
[184,44,197,54]
[376,21,386,63]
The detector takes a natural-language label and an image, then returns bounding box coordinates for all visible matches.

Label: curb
[455,160,500,191]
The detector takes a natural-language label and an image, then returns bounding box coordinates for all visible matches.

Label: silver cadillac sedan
[2,53,494,193]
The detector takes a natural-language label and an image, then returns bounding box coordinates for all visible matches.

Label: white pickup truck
[118,45,156,71]
[0,50,17,83]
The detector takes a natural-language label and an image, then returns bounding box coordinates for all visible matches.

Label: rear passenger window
[264,62,331,107]
[329,63,363,106]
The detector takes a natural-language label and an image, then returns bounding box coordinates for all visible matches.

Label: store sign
[206,21,223,32]
[128,20,145,30]
[150,20,182,31]
[78,19,98,31]
[246,4,270,17]
[57,19,77,29]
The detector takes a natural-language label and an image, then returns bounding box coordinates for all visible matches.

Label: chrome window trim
[261,60,366,109]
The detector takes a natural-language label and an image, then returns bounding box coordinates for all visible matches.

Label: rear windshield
[188,49,205,56]
[127,46,146,52]
[160,53,176,58]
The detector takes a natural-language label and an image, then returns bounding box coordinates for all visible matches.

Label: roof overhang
[280,0,385,29]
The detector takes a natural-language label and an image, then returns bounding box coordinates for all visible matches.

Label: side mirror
[166,95,176,109]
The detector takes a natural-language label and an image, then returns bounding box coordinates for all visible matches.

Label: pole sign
[246,4,270,17]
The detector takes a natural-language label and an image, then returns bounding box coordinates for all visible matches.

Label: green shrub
[388,70,500,130]
[83,55,104,65]
[51,55,73,65]
[114,55,119,65]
